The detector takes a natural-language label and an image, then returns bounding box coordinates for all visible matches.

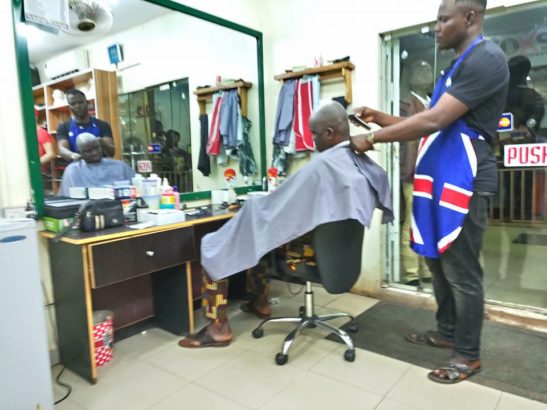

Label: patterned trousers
[201,259,269,322]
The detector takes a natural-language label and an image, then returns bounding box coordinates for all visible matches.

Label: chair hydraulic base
[251,281,358,365]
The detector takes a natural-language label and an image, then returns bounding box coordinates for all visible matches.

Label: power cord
[40,281,57,345]
[53,364,72,405]
[41,281,73,404]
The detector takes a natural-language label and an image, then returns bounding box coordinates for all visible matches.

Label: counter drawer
[89,227,194,288]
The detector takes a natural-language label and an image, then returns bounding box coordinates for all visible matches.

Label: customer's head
[66,89,89,119]
[435,0,486,51]
[309,102,349,152]
[76,133,102,163]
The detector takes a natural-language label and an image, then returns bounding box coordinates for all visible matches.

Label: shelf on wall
[193,80,252,116]
[274,61,355,104]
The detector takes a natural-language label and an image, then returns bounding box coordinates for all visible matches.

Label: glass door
[119,78,192,192]
[381,27,437,288]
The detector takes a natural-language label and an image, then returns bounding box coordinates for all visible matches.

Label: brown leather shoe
[178,326,231,348]
[240,301,272,318]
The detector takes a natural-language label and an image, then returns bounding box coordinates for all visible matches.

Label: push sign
[504,143,547,167]
[147,143,161,154]
[497,112,513,132]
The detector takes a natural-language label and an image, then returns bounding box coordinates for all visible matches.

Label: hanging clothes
[238,117,257,177]
[198,114,211,176]
[271,144,289,176]
[206,93,223,156]
[293,76,319,151]
[219,89,240,151]
[272,79,297,146]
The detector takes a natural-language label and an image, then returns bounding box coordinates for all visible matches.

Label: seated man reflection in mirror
[56,89,115,162]
[58,133,135,197]
[179,102,392,348]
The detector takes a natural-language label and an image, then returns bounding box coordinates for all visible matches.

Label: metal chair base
[251,281,358,365]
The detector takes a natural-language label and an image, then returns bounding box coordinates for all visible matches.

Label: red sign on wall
[504,143,547,167]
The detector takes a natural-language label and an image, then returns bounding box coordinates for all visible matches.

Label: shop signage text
[504,143,547,167]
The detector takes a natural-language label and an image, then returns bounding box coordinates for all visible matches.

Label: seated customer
[179,102,393,348]
[58,133,135,197]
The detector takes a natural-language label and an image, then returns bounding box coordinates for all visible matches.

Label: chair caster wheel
[344,349,355,362]
[252,328,264,339]
[346,324,358,333]
[275,353,288,365]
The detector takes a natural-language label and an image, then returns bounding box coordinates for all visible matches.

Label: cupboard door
[89,227,194,288]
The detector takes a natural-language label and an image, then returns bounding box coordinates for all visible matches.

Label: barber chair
[252,219,364,365]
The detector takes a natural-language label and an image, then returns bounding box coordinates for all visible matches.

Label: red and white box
[93,313,114,367]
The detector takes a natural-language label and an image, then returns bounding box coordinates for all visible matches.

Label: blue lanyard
[430,35,484,107]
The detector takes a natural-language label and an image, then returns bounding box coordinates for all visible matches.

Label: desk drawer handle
[146,251,155,257]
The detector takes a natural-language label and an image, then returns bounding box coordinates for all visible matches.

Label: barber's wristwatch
[366,133,376,145]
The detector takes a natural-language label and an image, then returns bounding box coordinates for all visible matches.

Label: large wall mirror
[13,0,266,215]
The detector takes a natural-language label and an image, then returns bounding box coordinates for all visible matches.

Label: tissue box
[140,209,186,226]
[43,216,75,232]
[69,187,88,199]
[211,189,229,205]
[88,187,115,200]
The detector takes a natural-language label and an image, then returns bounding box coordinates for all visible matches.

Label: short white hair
[76,132,99,149]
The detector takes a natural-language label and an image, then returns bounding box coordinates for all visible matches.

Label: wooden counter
[42,210,234,384]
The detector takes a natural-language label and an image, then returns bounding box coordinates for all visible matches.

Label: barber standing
[56,89,115,162]
[351,0,508,384]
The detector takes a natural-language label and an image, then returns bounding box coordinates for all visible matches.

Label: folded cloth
[202,141,393,281]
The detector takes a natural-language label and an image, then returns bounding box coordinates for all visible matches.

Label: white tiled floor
[52,280,547,410]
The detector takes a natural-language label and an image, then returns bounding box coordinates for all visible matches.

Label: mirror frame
[12,0,266,216]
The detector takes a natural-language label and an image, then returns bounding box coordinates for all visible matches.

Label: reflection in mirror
[25,0,262,198]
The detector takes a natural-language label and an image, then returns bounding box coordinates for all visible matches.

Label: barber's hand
[100,137,116,158]
[350,134,374,154]
[71,152,81,162]
[353,106,376,123]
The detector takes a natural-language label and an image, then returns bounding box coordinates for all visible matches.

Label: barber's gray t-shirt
[445,40,509,193]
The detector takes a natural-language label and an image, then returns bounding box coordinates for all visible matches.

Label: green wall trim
[144,0,262,38]
[256,32,267,177]
[13,0,266,218]
[13,0,44,215]
[179,190,211,202]
[179,184,262,202]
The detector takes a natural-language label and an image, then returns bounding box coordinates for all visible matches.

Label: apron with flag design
[410,35,484,258]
